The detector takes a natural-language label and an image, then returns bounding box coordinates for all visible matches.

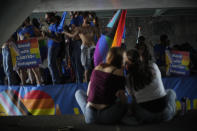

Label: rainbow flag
[0,89,56,115]
[94,10,127,66]
[0,90,31,115]
[21,90,55,115]
[111,10,127,47]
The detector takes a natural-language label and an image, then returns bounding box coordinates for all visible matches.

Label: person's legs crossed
[162,89,176,121]
[75,89,97,124]
[75,90,87,114]
[96,102,127,124]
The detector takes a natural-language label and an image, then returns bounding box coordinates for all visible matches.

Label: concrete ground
[0,110,197,131]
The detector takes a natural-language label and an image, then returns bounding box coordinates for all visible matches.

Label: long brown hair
[100,47,124,69]
[127,49,153,91]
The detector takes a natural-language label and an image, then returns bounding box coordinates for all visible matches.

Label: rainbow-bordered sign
[11,38,41,68]
[166,50,190,76]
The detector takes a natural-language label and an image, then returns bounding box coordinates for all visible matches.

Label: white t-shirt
[126,63,166,103]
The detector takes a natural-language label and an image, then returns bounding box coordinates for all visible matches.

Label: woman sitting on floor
[123,46,176,125]
[75,47,127,124]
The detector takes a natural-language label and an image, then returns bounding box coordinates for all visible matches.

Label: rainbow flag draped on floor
[94,9,127,66]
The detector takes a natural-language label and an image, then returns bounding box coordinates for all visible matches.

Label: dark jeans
[0,66,5,85]
[70,40,84,83]
[134,89,176,123]
[75,89,127,124]
[48,45,61,85]
[2,47,18,85]
[122,89,177,125]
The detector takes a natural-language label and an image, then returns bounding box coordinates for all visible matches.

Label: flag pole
[136,26,141,44]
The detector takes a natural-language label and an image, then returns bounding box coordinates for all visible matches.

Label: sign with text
[166,50,190,76]
[11,38,41,68]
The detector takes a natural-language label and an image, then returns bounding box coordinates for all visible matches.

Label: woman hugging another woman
[123,43,176,125]
[75,47,127,124]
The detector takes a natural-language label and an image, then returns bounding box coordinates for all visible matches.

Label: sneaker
[37,83,45,87]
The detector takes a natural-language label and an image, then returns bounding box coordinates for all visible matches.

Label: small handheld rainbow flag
[94,9,127,66]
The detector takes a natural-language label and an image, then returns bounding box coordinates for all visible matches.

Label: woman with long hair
[124,45,176,124]
[75,47,127,124]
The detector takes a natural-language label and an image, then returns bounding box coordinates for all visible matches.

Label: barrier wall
[0,83,87,116]
[163,76,197,110]
[0,76,197,116]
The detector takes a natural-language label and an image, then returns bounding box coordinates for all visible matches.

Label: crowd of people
[0,11,101,86]
[1,10,196,86]
[138,34,197,76]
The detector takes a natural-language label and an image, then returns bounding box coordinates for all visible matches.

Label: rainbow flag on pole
[94,10,127,66]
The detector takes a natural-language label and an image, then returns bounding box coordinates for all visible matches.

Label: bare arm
[87,81,91,96]
[43,31,62,43]
[63,30,79,38]
[33,27,41,37]
[63,27,79,38]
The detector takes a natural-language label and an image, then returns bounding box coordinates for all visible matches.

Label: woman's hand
[116,90,127,104]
